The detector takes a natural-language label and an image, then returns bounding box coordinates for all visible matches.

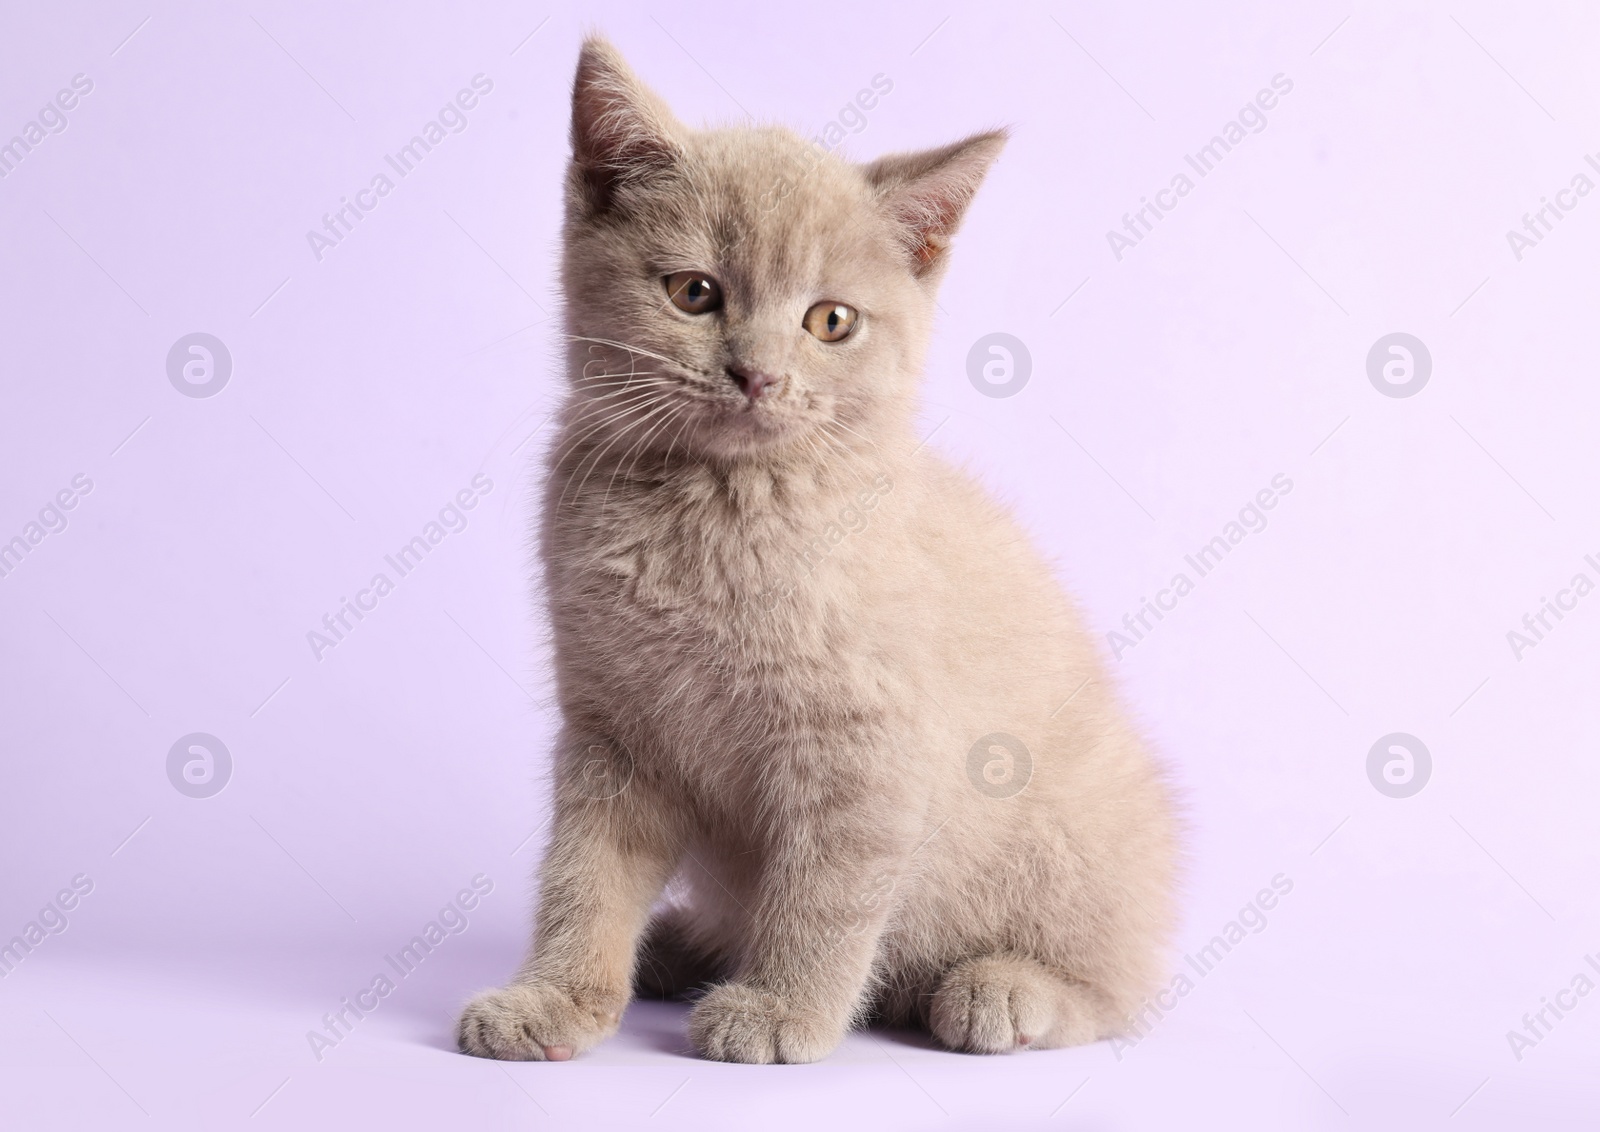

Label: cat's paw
[929,955,1097,1053]
[456,983,623,1061]
[687,983,841,1064]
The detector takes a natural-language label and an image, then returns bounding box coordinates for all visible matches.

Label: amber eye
[803,301,858,342]
[665,272,723,314]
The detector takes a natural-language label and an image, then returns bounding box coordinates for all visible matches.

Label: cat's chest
[573,496,803,626]
[551,470,873,663]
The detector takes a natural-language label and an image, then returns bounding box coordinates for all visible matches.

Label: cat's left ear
[865,130,1007,276]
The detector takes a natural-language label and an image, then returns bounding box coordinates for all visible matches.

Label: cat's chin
[677,400,809,461]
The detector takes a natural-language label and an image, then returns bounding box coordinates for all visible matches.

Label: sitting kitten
[457,37,1176,1064]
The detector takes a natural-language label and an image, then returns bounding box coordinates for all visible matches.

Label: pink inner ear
[912,197,965,265]
[871,131,1006,274]
[890,191,965,270]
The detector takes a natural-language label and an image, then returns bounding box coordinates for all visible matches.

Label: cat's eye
[803,301,857,342]
[665,271,723,314]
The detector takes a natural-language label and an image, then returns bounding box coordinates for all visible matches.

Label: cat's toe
[456,983,622,1061]
[687,983,840,1064]
[929,955,1097,1053]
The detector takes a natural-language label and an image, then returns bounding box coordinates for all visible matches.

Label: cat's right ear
[570,37,683,216]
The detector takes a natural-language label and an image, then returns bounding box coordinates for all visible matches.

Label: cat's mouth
[669,383,815,457]
[712,388,793,434]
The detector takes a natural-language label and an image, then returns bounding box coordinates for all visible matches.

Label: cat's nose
[727,365,781,402]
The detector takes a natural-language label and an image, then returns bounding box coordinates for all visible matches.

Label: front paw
[687,983,842,1064]
[456,982,623,1061]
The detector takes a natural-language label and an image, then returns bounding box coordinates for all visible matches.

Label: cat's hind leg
[927,954,1107,1053]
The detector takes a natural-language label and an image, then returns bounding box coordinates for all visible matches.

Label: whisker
[559,385,666,429]
[824,418,884,455]
[817,421,887,494]
[567,335,697,372]
[605,402,687,511]
[549,391,670,466]
[561,397,683,510]
[662,405,703,466]
[572,376,676,398]
[565,401,679,511]
[576,374,656,386]
[601,403,679,507]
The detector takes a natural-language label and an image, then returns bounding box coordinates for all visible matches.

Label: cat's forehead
[667,128,884,287]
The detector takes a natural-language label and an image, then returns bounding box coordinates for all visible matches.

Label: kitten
[457,37,1176,1064]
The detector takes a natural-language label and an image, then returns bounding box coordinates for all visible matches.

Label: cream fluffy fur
[456,37,1176,1065]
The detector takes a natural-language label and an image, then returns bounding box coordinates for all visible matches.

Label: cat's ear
[569,37,683,214]
[865,130,1007,275]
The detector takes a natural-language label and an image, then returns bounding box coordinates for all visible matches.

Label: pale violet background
[2,1,1597,1129]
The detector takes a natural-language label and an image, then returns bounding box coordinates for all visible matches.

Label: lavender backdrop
[3,2,1597,1128]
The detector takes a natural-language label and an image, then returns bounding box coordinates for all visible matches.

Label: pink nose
[728,366,780,401]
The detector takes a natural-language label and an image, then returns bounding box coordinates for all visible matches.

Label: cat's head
[559,37,1004,464]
